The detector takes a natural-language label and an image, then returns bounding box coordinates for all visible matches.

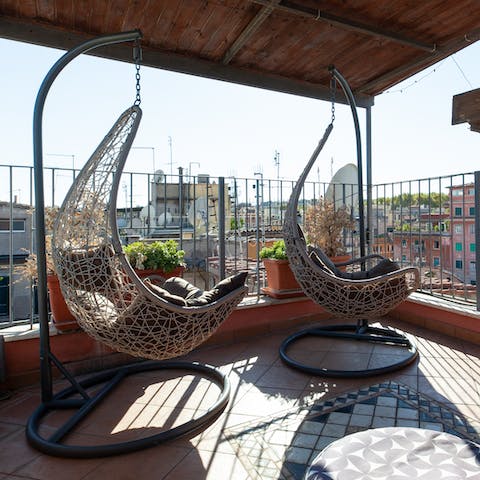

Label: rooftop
[1,311,480,479]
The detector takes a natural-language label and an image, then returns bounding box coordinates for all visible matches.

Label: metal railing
[0,163,478,328]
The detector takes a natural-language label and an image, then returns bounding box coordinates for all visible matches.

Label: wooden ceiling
[1,0,479,107]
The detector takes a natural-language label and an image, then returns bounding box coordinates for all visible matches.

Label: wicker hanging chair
[279,122,419,377]
[28,104,247,458]
[52,105,247,361]
[27,32,249,459]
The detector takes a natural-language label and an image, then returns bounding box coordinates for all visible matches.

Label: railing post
[218,177,226,280]
[255,178,261,295]
[366,105,372,255]
[178,167,183,250]
[8,167,14,327]
[474,171,480,310]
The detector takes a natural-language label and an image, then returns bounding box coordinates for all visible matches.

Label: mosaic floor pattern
[224,381,480,480]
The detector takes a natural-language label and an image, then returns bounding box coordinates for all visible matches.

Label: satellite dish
[325,163,358,209]
[153,169,165,184]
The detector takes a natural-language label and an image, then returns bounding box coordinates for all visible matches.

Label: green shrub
[123,240,185,273]
[259,240,288,260]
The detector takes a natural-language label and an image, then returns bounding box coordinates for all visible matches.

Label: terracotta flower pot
[261,259,304,299]
[46,274,79,332]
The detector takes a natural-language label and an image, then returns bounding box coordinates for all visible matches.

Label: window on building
[470,224,475,234]
[433,257,440,267]
[467,188,475,195]
[454,224,463,234]
[401,239,407,247]
[455,242,463,252]
[402,255,407,262]
[471,243,476,252]
[0,219,26,232]
[455,260,463,269]
[469,207,475,216]
[433,240,440,249]
[453,190,463,196]
[454,207,462,216]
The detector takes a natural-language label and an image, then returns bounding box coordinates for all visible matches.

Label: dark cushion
[143,272,247,307]
[186,271,248,306]
[214,271,248,295]
[162,277,203,300]
[367,258,400,277]
[341,258,400,280]
[143,278,187,306]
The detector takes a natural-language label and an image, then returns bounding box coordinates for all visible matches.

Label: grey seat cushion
[345,258,400,280]
[149,271,248,306]
[143,278,187,306]
[307,245,400,279]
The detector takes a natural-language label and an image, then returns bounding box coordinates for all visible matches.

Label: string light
[383,59,447,94]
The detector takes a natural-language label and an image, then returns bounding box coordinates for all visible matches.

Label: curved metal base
[280,324,418,378]
[26,361,230,458]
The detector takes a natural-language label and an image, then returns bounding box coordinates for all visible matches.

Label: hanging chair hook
[133,38,142,106]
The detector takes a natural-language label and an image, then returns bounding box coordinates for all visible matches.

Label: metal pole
[366,105,372,255]
[474,172,480,310]
[178,167,184,250]
[33,30,142,402]
[218,177,226,280]
[329,66,366,258]
[8,167,14,327]
[255,178,261,296]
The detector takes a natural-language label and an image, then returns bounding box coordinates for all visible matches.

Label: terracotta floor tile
[82,444,190,480]
[15,451,103,480]
[255,365,311,390]
[0,392,41,425]
[367,353,416,370]
[0,428,41,475]
[163,443,249,480]
[315,351,372,372]
[231,386,300,416]
[0,421,23,440]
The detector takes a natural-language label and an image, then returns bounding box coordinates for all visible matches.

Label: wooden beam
[357,29,480,95]
[0,17,375,108]
[223,0,280,65]
[251,0,435,52]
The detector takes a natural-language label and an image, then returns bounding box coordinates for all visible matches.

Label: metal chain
[133,39,142,106]
[330,73,336,124]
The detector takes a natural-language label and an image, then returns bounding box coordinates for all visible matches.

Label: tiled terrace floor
[1,315,480,479]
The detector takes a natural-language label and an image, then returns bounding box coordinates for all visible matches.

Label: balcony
[1,166,480,478]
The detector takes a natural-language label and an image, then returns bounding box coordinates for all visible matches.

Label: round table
[305,427,480,479]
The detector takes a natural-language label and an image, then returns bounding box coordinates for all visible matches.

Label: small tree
[303,200,353,257]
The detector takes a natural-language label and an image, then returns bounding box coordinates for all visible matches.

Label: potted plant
[19,206,79,332]
[303,200,354,265]
[259,239,302,297]
[123,240,186,279]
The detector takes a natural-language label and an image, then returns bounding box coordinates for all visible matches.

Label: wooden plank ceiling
[1,0,479,107]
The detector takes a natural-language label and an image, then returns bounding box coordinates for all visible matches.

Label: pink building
[449,183,476,284]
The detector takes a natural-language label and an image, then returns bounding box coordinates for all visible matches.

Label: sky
[1,36,479,205]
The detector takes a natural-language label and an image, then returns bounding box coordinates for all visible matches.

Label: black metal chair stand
[26,360,230,458]
[280,321,418,378]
